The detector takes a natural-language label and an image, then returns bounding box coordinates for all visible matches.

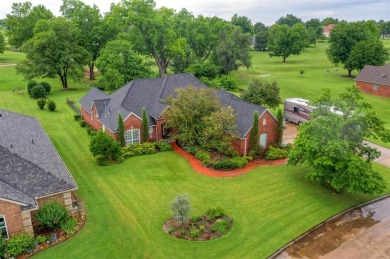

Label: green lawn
[237,40,390,148]
[0,48,389,258]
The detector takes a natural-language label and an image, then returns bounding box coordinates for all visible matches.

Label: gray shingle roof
[355,63,390,87]
[80,73,271,137]
[0,110,78,210]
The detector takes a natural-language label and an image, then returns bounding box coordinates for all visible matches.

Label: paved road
[283,122,390,168]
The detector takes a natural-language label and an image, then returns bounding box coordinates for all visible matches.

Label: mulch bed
[170,142,287,177]
[163,215,233,241]
[18,209,86,259]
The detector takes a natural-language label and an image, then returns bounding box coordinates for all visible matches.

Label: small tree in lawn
[142,107,149,143]
[89,130,121,165]
[170,194,191,226]
[117,113,125,147]
[249,111,259,153]
[277,108,284,146]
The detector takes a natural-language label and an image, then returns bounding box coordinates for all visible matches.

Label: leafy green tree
[212,25,252,73]
[345,39,389,72]
[254,30,269,51]
[34,201,69,230]
[231,14,253,34]
[95,40,152,90]
[249,111,259,152]
[90,130,121,164]
[117,113,125,147]
[326,21,380,77]
[5,2,53,49]
[0,31,5,54]
[288,86,389,194]
[241,79,281,108]
[163,86,221,147]
[321,17,339,26]
[277,109,284,146]
[253,22,267,34]
[170,194,191,226]
[142,107,149,143]
[16,17,88,89]
[377,20,390,39]
[276,14,302,27]
[268,23,308,62]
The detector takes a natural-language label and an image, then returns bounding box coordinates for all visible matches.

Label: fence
[66,97,80,114]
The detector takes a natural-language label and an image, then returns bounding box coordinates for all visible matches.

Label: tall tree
[60,0,107,80]
[118,113,125,147]
[212,25,252,73]
[142,107,149,143]
[326,21,381,77]
[345,39,389,72]
[288,86,389,194]
[241,79,281,108]
[16,17,88,89]
[254,30,269,51]
[276,14,302,27]
[321,17,339,26]
[0,31,5,54]
[231,14,253,34]
[268,23,308,62]
[378,20,390,39]
[249,111,259,152]
[5,2,53,49]
[253,22,267,34]
[95,40,152,90]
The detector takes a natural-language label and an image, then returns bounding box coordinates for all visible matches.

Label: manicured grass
[236,40,390,148]
[0,88,389,258]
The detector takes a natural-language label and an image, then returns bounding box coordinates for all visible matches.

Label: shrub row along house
[355,63,390,98]
[80,74,278,155]
[0,110,78,238]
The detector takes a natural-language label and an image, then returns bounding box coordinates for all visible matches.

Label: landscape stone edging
[268,193,390,259]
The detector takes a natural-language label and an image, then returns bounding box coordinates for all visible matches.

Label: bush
[4,233,37,257]
[90,130,121,165]
[74,114,81,121]
[170,194,191,226]
[154,141,173,151]
[60,217,78,235]
[190,228,199,238]
[30,85,47,99]
[34,201,69,230]
[190,216,200,223]
[199,224,205,231]
[122,151,135,159]
[0,235,5,258]
[47,100,56,112]
[231,156,248,168]
[39,81,51,94]
[223,149,239,158]
[265,146,288,160]
[36,236,47,244]
[37,98,46,110]
[212,157,247,169]
[122,142,156,156]
[195,151,211,164]
[26,80,38,95]
[167,227,176,234]
[96,156,110,166]
[217,73,238,91]
[80,120,87,127]
[212,219,229,234]
[207,206,226,220]
[186,145,200,155]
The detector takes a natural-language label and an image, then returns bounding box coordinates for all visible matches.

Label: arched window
[0,215,8,239]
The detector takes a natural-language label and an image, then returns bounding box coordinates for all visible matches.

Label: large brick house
[355,63,390,98]
[80,74,278,155]
[0,110,78,238]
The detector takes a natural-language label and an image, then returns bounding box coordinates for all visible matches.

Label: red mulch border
[170,143,287,177]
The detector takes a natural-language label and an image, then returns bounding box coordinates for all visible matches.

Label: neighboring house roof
[323,24,334,33]
[79,73,272,137]
[0,110,78,210]
[355,63,390,87]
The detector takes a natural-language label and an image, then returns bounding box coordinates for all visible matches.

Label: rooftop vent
[382,74,388,78]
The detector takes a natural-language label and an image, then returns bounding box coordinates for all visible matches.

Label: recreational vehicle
[284,98,314,125]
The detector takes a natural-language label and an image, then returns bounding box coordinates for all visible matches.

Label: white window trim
[259,133,267,148]
[0,215,9,239]
[125,129,140,145]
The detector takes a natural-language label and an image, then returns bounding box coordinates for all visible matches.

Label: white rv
[284,98,315,125]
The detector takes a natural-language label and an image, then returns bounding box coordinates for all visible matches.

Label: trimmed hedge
[265,146,288,160]
[122,142,172,159]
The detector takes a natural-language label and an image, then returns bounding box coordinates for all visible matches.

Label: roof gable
[355,63,390,86]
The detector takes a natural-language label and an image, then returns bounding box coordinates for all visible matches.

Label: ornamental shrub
[231,156,248,168]
[37,98,46,110]
[36,236,47,244]
[38,81,51,94]
[170,194,191,226]
[207,206,226,220]
[90,130,121,164]
[30,85,47,99]
[74,114,81,121]
[80,120,87,127]
[122,143,156,156]
[154,141,173,151]
[26,80,38,95]
[212,157,247,169]
[265,146,288,160]
[212,219,229,234]
[4,233,37,257]
[47,100,56,112]
[60,217,78,235]
[34,201,69,230]
[0,235,5,258]
[195,151,211,164]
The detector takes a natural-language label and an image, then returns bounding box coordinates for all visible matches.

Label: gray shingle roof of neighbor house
[79,73,271,137]
[355,63,390,87]
[0,110,78,210]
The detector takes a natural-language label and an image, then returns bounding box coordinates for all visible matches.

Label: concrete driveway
[283,122,390,168]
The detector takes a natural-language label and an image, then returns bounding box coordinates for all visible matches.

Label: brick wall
[0,200,24,237]
[356,81,390,98]
[81,106,102,130]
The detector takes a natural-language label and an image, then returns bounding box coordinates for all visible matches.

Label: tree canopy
[288,86,390,194]
[276,14,302,27]
[0,31,5,54]
[231,14,253,34]
[16,17,89,89]
[268,23,308,62]
[241,79,281,108]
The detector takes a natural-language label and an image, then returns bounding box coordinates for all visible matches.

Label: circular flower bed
[163,207,233,241]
